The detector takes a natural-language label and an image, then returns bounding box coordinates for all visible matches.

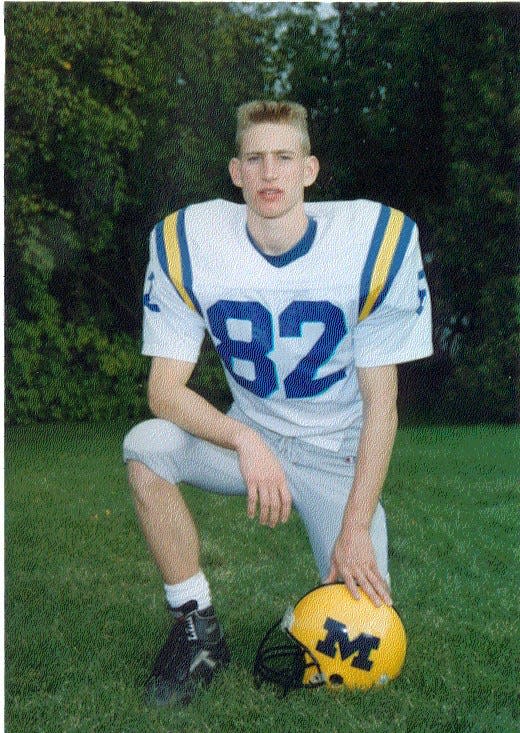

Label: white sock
[164,571,212,613]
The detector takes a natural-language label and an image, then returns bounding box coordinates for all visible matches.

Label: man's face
[229,123,319,220]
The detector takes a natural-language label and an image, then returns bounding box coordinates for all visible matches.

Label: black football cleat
[144,600,230,706]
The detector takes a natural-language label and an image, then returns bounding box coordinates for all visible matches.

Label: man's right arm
[147,356,292,527]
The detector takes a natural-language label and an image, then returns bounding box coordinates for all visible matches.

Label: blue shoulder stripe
[358,205,415,322]
[155,220,169,275]
[359,206,391,318]
[371,215,415,313]
[154,209,202,315]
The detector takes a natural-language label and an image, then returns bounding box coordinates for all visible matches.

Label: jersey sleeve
[141,224,206,362]
[354,220,433,368]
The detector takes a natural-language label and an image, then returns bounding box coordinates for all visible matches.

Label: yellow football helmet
[254,583,407,692]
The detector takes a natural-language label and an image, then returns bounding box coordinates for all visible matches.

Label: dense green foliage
[5,2,519,423]
[6,422,520,731]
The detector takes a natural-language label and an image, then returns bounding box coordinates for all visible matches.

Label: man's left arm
[326,364,398,607]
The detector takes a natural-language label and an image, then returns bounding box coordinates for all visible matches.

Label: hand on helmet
[237,433,292,528]
[326,525,392,608]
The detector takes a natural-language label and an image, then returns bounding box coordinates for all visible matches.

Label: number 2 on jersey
[206,300,347,399]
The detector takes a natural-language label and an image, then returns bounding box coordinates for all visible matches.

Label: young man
[123,100,433,706]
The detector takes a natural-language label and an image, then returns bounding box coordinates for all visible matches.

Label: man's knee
[123,418,187,492]
[124,418,185,458]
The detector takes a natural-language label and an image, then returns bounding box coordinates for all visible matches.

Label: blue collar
[246,217,317,268]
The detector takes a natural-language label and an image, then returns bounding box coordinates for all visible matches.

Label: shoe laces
[184,614,198,642]
[150,612,199,677]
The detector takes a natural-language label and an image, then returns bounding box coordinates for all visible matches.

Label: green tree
[5,3,146,327]
[5,2,271,422]
[430,4,519,421]
[5,3,148,421]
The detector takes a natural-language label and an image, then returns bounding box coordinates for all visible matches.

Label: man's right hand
[235,431,292,528]
[147,357,292,527]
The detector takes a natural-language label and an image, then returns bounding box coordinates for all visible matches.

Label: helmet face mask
[253,616,324,694]
[254,583,407,694]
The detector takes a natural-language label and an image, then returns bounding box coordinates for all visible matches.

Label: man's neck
[246,208,309,256]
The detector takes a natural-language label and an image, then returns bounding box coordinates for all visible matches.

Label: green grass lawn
[5,421,520,733]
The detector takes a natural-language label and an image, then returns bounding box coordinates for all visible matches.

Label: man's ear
[304,155,320,188]
[229,158,242,188]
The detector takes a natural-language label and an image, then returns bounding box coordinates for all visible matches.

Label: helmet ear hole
[329,674,344,687]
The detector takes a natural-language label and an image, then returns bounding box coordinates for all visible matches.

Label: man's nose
[261,155,278,179]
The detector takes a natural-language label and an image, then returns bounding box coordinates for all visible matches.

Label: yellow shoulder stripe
[358,206,414,322]
[160,210,199,313]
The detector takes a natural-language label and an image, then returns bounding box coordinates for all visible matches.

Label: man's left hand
[325,525,392,608]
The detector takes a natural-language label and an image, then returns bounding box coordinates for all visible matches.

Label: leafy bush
[6,306,149,424]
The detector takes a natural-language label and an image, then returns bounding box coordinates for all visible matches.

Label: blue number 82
[206,299,347,399]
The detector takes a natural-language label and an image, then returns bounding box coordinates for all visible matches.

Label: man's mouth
[258,188,283,202]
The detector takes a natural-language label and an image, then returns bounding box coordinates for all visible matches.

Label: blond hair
[235,100,311,155]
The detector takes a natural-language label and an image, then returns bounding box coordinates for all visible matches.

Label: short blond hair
[235,100,311,155]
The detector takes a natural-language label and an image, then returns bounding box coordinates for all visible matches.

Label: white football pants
[123,405,388,582]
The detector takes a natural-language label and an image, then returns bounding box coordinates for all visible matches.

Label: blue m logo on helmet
[316,617,380,671]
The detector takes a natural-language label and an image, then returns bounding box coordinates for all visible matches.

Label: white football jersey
[142,199,433,450]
